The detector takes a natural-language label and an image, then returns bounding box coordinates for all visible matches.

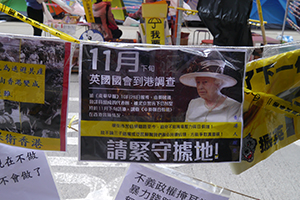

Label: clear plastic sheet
[79,43,247,163]
[0,33,71,151]
[262,40,300,58]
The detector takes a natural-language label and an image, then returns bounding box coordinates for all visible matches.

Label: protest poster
[0,143,60,200]
[114,163,229,200]
[79,43,247,163]
[0,34,71,151]
[231,48,300,174]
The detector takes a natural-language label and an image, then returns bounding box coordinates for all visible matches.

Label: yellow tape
[249,19,267,24]
[140,23,146,35]
[168,6,198,14]
[0,3,80,44]
[68,115,77,128]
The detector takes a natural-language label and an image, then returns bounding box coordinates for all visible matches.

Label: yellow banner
[231,49,300,174]
[244,88,300,118]
[142,1,168,18]
[0,130,61,151]
[81,120,242,139]
[145,17,165,45]
[82,0,95,23]
[0,61,45,103]
[0,3,80,43]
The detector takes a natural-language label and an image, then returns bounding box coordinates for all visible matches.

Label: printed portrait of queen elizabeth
[179,50,242,122]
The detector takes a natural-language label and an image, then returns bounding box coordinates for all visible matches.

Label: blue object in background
[80,29,104,41]
[250,0,297,29]
[122,0,142,14]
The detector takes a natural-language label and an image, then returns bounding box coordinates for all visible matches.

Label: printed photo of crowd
[0,36,68,138]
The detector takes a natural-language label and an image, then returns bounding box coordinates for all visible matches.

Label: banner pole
[256,0,267,45]
[280,0,291,43]
[175,0,183,45]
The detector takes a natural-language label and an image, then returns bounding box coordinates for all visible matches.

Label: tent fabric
[0,0,27,12]
[111,0,126,21]
[47,0,65,16]
[250,0,297,29]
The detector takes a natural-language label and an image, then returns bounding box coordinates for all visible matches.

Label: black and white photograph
[179,50,243,122]
[0,35,70,151]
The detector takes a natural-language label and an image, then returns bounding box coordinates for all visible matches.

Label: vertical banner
[231,48,300,174]
[142,1,168,45]
[80,43,246,163]
[115,164,229,200]
[82,0,95,23]
[0,143,61,200]
[145,17,166,44]
[0,34,70,151]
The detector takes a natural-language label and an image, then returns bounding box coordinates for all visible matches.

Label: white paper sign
[0,143,60,200]
[115,164,229,200]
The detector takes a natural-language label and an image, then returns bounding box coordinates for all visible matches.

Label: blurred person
[20,52,26,63]
[27,48,40,64]
[127,0,157,20]
[92,0,122,40]
[26,0,46,36]
[0,100,16,132]
[0,42,15,62]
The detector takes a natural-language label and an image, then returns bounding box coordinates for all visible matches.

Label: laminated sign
[142,1,168,45]
[80,44,246,163]
[0,143,60,200]
[115,163,229,200]
[0,34,71,151]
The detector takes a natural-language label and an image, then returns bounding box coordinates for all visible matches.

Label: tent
[0,0,27,13]
[0,0,27,20]
[250,0,297,29]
